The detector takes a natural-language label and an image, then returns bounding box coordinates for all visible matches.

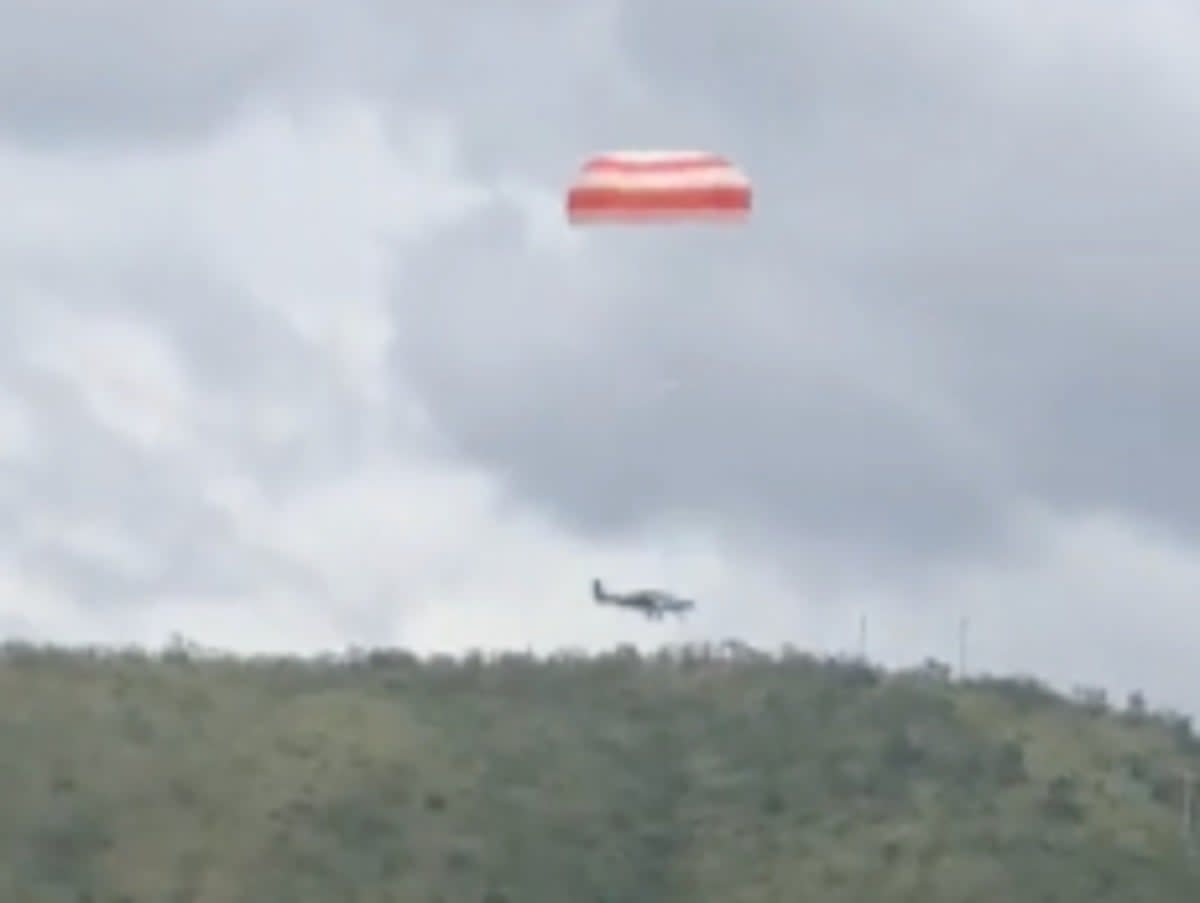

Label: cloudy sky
[2,1,1199,713]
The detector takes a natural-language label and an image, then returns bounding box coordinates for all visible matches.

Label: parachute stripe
[573,169,749,190]
[582,153,730,173]
[569,210,748,224]
[568,187,749,215]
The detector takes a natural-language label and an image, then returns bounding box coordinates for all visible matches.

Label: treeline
[4,635,1195,751]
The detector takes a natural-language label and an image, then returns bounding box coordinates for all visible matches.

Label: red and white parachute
[566,150,751,225]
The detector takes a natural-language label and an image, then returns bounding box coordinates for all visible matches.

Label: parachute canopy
[566,150,751,225]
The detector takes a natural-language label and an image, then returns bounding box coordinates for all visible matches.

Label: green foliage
[0,641,1197,900]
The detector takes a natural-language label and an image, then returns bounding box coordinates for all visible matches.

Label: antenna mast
[958,616,970,679]
[1183,768,1195,853]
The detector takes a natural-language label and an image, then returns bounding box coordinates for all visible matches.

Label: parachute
[566,150,751,225]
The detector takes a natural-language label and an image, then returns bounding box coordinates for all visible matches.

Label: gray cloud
[388,198,1003,569]
[1,1,1199,713]
[382,1,1200,573]
[0,3,311,145]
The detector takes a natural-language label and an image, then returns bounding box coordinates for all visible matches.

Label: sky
[2,1,1199,716]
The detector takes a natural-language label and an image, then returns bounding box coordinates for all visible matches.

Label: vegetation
[0,638,1198,901]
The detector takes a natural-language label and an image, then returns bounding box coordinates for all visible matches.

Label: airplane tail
[591,578,607,602]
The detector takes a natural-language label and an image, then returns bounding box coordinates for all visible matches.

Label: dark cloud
[883,254,1200,533]
[388,196,1002,566]
[377,1,1200,575]
[0,2,314,146]
[0,1,641,156]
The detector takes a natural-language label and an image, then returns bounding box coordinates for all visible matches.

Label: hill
[0,639,1198,901]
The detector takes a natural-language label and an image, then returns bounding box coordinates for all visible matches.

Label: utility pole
[857,613,868,662]
[957,616,969,680]
[1182,769,1194,853]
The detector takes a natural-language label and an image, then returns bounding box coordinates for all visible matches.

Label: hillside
[0,640,1198,902]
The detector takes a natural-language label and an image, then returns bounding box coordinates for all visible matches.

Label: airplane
[591,578,696,620]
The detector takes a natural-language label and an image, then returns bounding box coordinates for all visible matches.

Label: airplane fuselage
[592,579,695,619]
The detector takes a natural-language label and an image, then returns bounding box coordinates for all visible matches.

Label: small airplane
[591,578,696,620]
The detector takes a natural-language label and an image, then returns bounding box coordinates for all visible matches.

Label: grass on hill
[0,639,1198,902]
